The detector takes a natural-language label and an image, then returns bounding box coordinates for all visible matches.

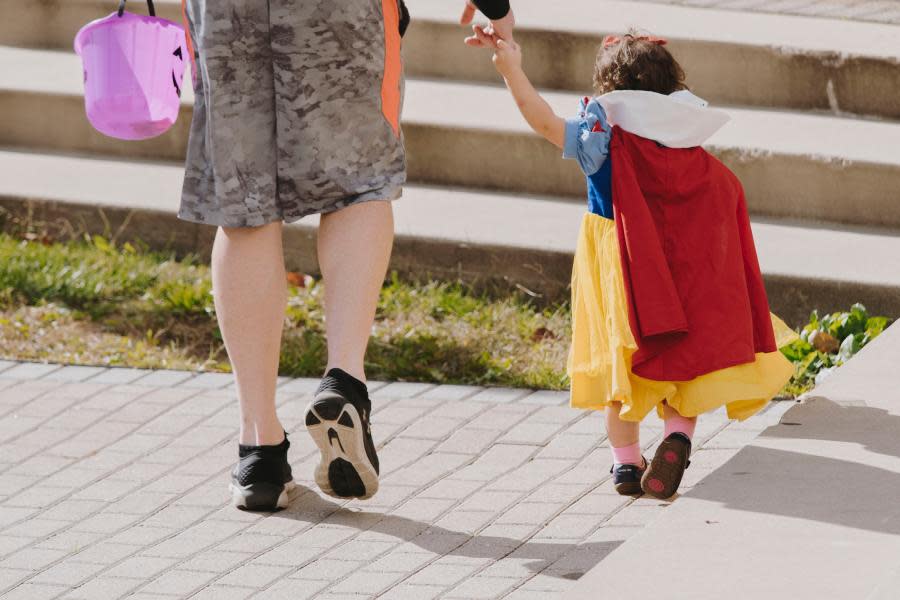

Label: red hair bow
[602,35,668,48]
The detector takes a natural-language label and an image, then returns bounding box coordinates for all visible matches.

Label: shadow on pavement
[271,489,623,580]
[764,396,900,459]
[687,397,900,535]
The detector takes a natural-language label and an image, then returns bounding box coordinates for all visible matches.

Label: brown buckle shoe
[641,433,692,499]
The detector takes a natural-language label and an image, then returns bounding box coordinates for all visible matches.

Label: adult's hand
[461,1,515,48]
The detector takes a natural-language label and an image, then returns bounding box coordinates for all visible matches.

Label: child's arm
[493,39,565,149]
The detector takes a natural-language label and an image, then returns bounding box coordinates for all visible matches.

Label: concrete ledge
[404,9,900,121]
[2,48,899,229]
[2,149,900,324]
[570,321,900,599]
[4,0,899,119]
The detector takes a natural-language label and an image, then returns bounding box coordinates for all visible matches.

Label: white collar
[595,89,730,148]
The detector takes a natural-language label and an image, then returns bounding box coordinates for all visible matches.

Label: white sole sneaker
[305,397,379,500]
[229,479,295,511]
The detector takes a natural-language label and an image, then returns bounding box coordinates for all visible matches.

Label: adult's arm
[462,0,515,47]
[470,0,510,20]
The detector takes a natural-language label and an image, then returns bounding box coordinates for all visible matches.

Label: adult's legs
[303,201,393,500]
[317,201,395,382]
[212,222,287,446]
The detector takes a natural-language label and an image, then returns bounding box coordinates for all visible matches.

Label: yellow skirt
[568,213,797,422]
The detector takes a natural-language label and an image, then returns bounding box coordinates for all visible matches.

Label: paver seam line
[79,365,134,384]
[0,569,34,596]
[373,416,623,597]
[48,428,331,596]
[0,388,218,595]
[189,387,502,598]
[114,389,468,598]
[111,369,202,387]
[0,385,326,595]
[695,419,733,449]
[228,390,546,597]
[0,378,24,394]
[324,444,551,598]
[497,428,719,597]
[0,376,68,421]
[0,382,173,472]
[0,386,244,590]
[218,397,597,597]
[0,381,234,501]
[374,382,439,402]
[2,367,774,598]
[0,377,166,486]
[435,435,650,598]
[0,365,227,452]
[0,360,20,374]
[10,381,425,597]
[0,361,64,381]
[498,415,758,598]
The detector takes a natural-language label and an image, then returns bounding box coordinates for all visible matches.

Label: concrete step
[2,47,899,230]
[570,321,900,600]
[2,148,899,324]
[4,0,899,119]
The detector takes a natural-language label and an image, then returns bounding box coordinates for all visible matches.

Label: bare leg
[606,402,641,449]
[317,201,394,382]
[607,402,644,494]
[662,402,697,438]
[212,222,287,446]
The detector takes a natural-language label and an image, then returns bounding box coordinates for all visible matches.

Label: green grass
[1,233,889,394]
[0,234,569,388]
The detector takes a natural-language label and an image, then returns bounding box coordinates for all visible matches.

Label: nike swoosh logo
[327,428,345,453]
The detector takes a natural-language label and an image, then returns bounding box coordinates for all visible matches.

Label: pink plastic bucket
[74,0,187,140]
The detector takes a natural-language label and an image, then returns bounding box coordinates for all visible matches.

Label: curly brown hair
[593,31,686,95]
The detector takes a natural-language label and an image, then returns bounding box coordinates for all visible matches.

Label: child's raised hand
[492,38,522,77]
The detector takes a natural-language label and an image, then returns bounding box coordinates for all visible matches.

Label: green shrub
[151,270,214,316]
[781,304,892,396]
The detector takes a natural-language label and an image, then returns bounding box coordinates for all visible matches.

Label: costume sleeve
[471,0,511,19]
[562,98,612,177]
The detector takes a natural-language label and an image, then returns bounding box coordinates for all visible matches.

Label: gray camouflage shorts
[179,0,407,228]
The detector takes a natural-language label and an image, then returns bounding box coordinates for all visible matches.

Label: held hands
[460,4,562,148]
[492,38,522,78]
[460,1,516,48]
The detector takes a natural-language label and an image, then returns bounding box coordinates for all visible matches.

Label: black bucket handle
[117,0,156,17]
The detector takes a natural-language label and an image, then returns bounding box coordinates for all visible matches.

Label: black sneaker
[305,368,380,500]
[611,457,647,496]
[230,433,294,511]
[641,432,692,499]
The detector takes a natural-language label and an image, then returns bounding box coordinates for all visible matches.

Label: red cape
[610,126,777,381]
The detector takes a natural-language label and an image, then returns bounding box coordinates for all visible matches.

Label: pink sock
[611,442,642,466]
[664,412,697,439]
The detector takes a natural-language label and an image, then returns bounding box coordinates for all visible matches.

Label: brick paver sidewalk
[0,361,791,599]
[644,0,900,24]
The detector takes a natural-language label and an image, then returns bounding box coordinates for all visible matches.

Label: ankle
[664,412,697,440]
[325,363,366,384]
[239,418,285,446]
[610,441,642,466]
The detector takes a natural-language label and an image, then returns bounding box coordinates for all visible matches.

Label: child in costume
[491,32,796,499]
